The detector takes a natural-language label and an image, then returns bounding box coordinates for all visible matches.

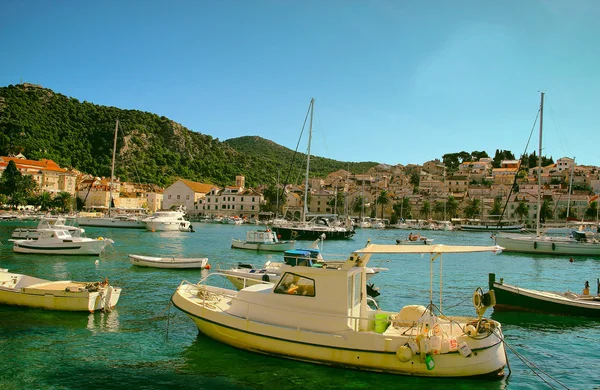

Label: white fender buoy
[95,259,100,266]
[396,345,412,362]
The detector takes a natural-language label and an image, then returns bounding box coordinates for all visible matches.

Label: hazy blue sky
[1,1,599,166]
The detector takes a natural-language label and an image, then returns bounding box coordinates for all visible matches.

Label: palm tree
[432,201,445,219]
[489,198,503,220]
[445,196,459,219]
[376,190,390,219]
[38,192,53,211]
[515,200,529,222]
[464,198,481,219]
[540,199,553,223]
[420,200,431,219]
[54,191,73,213]
[352,196,365,218]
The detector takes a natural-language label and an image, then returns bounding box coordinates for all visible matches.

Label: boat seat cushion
[392,305,427,323]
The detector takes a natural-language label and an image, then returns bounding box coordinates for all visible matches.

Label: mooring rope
[492,328,570,389]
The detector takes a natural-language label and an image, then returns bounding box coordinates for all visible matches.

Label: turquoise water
[0,222,598,390]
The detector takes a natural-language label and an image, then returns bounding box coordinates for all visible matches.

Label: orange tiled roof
[1,157,66,173]
[180,179,217,194]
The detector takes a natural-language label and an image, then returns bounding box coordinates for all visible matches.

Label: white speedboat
[11,216,83,240]
[142,209,193,232]
[172,243,507,378]
[129,254,209,269]
[396,233,433,245]
[12,230,114,256]
[231,230,295,252]
[0,269,121,312]
[77,214,146,229]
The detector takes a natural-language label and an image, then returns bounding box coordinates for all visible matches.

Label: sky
[1,1,599,167]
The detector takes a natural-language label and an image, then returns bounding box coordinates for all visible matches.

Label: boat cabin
[227,252,366,333]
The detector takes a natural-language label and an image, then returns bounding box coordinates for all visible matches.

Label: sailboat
[272,99,355,240]
[494,93,600,256]
[77,120,145,229]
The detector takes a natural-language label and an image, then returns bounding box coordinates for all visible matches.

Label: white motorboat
[172,243,507,378]
[77,214,146,229]
[142,208,194,232]
[12,229,114,256]
[11,216,83,240]
[0,269,121,312]
[129,254,209,269]
[231,229,296,252]
[396,233,433,245]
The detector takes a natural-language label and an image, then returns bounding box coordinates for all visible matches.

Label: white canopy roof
[353,244,503,255]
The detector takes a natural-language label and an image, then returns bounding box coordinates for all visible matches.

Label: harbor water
[0,222,598,389]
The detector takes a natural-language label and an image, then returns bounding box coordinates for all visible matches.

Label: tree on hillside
[420,200,431,219]
[464,198,481,218]
[393,197,412,220]
[445,196,459,219]
[585,201,598,220]
[540,199,553,223]
[492,150,516,168]
[352,196,366,218]
[376,190,390,219]
[0,160,39,208]
[54,191,73,213]
[515,200,529,222]
[489,198,503,220]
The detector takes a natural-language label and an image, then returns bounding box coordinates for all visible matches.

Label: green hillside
[0,84,378,188]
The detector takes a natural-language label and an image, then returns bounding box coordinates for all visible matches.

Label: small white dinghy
[129,254,209,269]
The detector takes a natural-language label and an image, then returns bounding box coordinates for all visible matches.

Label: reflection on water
[87,309,121,333]
[51,261,68,279]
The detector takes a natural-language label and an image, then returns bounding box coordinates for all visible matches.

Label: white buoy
[95,260,100,266]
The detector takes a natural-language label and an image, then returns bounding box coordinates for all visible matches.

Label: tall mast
[536,93,544,236]
[566,157,575,220]
[276,169,280,219]
[302,98,314,222]
[109,119,118,217]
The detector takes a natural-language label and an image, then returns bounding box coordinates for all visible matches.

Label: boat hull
[489,274,600,317]
[77,217,145,229]
[12,239,113,256]
[461,225,522,232]
[231,240,295,252]
[172,285,507,378]
[494,235,600,256]
[0,273,121,312]
[129,255,208,269]
[273,226,354,241]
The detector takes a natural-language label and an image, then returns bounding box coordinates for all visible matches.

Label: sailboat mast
[303,98,314,222]
[536,93,544,236]
[109,119,119,217]
[566,158,575,219]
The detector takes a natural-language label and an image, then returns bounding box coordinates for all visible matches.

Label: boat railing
[178,274,379,332]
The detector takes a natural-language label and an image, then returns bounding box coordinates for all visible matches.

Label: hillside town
[1,153,599,227]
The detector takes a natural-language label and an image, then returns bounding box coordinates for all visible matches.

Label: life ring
[262,274,270,282]
[534,242,538,250]
[552,243,556,251]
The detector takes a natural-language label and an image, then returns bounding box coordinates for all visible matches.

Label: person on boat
[583,281,590,296]
[408,232,413,241]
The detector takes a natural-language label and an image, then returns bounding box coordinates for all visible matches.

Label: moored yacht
[142,208,193,232]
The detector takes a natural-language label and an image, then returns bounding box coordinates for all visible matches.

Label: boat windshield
[274,273,315,296]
